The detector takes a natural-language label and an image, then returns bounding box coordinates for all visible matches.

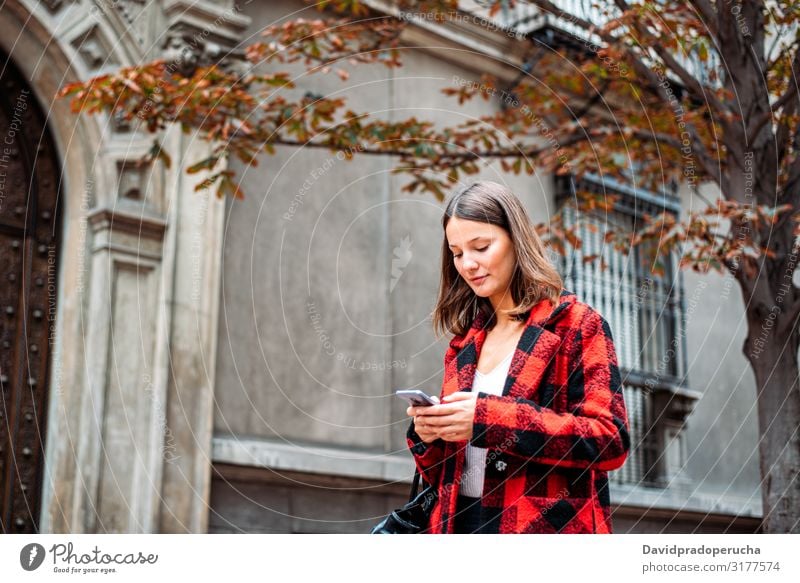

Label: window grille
[555,174,687,487]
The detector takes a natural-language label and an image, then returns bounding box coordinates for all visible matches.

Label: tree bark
[743,301,800,533]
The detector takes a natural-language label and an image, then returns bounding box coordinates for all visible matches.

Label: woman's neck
[487,308,523,332]
[488,294,518,329]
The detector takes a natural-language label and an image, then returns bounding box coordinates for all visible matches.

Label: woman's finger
[442,392,476,403]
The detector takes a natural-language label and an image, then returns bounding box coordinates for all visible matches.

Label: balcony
[461,0,722,88]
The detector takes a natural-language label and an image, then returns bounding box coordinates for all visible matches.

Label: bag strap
[409,469,421,501]
[408,468,433,501]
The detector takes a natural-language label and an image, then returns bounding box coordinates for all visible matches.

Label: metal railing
[462,0,722,88]
[555,174,688,486]
[610,381,655,486]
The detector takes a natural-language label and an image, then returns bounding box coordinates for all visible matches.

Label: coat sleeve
[406,419,446,486]
[469,310,630,471]
[404,340,461,485]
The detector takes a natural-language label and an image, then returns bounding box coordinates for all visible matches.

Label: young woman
[406,181,630,534]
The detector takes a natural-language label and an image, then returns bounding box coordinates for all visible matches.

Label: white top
[460,350,514,497]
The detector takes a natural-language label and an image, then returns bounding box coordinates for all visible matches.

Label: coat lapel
[445,292,575,401]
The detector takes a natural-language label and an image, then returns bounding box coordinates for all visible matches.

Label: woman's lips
[470,275,488,284]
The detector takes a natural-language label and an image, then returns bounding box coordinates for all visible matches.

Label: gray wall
[680,223,762,501]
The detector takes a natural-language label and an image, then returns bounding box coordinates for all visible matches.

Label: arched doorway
[0,49,62,533]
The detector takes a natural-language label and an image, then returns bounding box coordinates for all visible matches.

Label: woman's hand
[411,415,441,444]
[406,398,441,444]
[407,392,479,442]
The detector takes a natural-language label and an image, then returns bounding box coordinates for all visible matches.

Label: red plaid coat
[406,290,630,534]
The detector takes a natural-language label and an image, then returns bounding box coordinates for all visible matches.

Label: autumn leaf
[187,157,220,174]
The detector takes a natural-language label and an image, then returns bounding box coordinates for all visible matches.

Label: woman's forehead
[445,217,498,245]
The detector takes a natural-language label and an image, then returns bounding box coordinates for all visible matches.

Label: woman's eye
[453,245,487,259]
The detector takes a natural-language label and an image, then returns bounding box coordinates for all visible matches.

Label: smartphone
[396,389,440,407]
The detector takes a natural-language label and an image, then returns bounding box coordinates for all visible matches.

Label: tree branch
[268,125,592,161]
[612,0,729,122]
[778,296,800,338]
[687,0,718,39]
[523,0,720,177]
[631,128,719,184]
[748,45,800,138]
[776,102,799,170]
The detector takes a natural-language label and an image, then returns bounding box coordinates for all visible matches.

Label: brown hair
[432,181,563,338]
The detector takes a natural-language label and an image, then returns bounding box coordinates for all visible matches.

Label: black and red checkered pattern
[406,290,630,534]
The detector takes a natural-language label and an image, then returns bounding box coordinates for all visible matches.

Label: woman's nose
[462,256,479,270]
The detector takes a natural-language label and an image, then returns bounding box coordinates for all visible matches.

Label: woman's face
[445,216,517,309]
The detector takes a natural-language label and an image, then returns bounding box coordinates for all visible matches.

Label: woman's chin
[471,287,494,298]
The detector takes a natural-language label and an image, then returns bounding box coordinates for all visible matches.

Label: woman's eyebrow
[448,236,489,249]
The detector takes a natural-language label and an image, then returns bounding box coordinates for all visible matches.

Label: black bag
[370,469,438,534]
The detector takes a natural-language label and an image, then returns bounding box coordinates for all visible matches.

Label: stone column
[155,124,228,533]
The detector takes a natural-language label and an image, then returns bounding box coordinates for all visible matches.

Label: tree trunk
[743,310,800,533]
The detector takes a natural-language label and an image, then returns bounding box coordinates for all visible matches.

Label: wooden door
[0,51,62,533]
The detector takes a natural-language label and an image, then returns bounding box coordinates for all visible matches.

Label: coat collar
[449,289,575,350]
[446,290,576,400]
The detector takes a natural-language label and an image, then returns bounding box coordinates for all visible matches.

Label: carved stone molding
[116,160,147,202]
[70,24,119,70]
[650,384,702,487]
[40,0,76,13]
[160,0,252,77]
[111,0,151,49]
[163,0,251,45]
[87,207,167,241]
